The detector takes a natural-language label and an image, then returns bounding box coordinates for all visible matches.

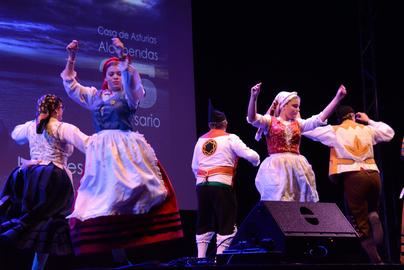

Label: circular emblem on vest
[202,139,217,156]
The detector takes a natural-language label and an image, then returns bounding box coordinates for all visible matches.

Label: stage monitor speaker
[223,201,363,264]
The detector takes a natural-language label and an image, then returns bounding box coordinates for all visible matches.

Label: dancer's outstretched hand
[66,40,79,59]
[112,38,125,58]
[336,84,347,100]
[251,82,262,98]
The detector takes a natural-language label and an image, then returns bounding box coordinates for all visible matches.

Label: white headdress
[273,91,299,116]
[254,91,299,141]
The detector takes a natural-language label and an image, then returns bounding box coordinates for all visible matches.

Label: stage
[1,210,401,270]
[74,261,404,270]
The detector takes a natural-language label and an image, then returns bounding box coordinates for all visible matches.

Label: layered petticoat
[68,130,182,254]
[255,152,319,202]
[68,130,168,221]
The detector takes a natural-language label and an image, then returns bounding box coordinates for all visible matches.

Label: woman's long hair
[36,94,62,134]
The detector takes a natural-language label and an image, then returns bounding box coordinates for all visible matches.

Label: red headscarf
[101,57,120,90]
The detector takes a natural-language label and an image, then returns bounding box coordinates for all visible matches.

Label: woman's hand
[266,100,278,116]
[319,84,348,122]
[247,82,262,122]
[250,82,262,99]
[20,158,41,170]
[66,40,79,60]
[112,38,125,58]
[336,84,347,100]
[112,38,130,71]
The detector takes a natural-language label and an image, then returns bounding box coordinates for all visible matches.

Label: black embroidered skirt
[0,163,74,255]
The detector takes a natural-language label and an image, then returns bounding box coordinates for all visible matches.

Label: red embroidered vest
[266,116,301,155]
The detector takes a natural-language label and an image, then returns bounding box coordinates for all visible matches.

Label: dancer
[303,105,394,263]
[0,94,88,270]
[61,38,182,262]
[247,82,346,202]
[192,106,260,258]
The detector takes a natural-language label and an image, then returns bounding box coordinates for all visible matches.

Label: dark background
[192,0,403,263]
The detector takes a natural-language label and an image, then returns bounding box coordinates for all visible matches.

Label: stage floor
[75,262,404,270]
[1,210,403,269]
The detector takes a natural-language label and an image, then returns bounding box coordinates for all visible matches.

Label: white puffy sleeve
[302,125,336,147]
[11,120,34,145]
[62,79,98,110]
[51,121,89,153]
[368,120,395,144]
[229,134,260,166]
[246,114,271,141]
[122,65,145,110]
[297,113,328,132]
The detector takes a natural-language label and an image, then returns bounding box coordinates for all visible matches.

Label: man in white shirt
[192,107,260,258]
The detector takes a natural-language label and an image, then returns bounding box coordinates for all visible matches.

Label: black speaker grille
[262,201,357,236]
